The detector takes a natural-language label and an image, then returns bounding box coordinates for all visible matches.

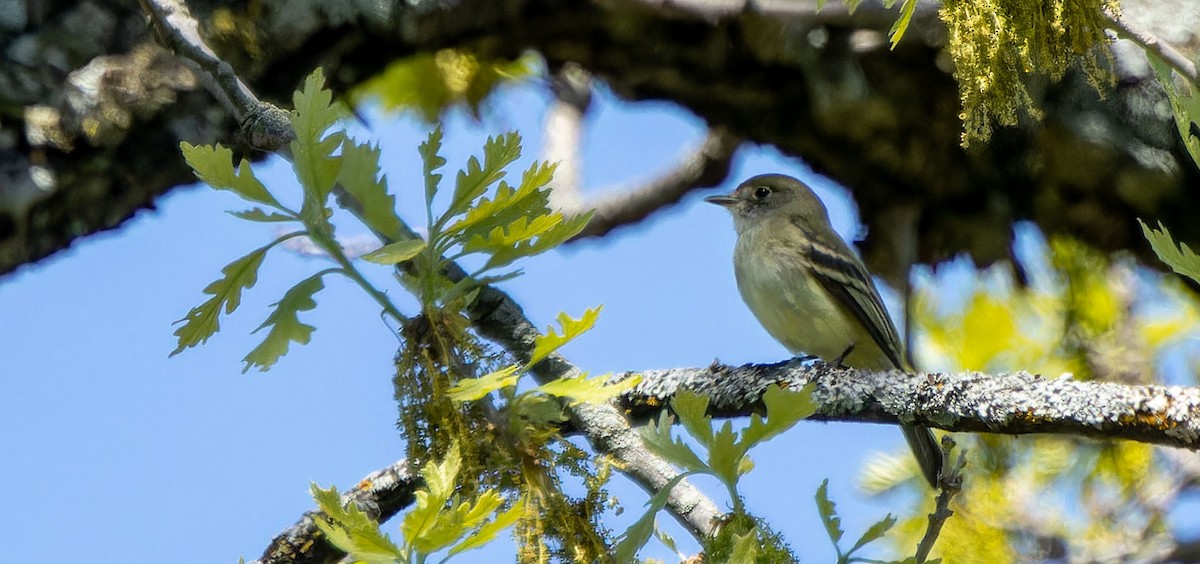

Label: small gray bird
[706,173,943,487]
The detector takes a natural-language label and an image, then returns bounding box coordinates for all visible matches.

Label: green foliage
[1147,54,1200,170]
[362,240,427,265]
[339,140,405,241]
[1140,219,1200,285]
[419,127,446,210]
[704,513,797,564]
[242,272,326,373]
[410,125,592,310]
[179,143,280,208]
[615,385,815,560]
[290,70,345,213]
[885,0,918,49]
[180,66,582,372]
[170,240,275,356]
[312,484,404,564]
[446,307,600,389]
[445,306,640,441]
[175,68,408,370]
[612,474,689,563]
[527,307,602,367]
[937,0,1116,145]
[398,131,605,561]
[313,444,524,563]
[816,480,843,547]
[534,372,641,407]
[728,528,761,562]
[446,366,522,402]
[353,50,536,121]
[177,65,639,563]
[640,386,816,506]
[816,479,903,564]
[898,238,1198,562]
[229,208,293,222]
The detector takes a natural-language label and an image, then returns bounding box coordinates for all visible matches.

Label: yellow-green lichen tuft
[939,0,1118,146]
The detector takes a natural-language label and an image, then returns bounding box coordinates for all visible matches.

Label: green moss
[394,308,615,562]
[705,512,798,563]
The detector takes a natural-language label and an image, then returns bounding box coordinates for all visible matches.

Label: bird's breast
[732,235,861,361]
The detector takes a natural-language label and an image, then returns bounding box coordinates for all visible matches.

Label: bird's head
[705,173,831,234]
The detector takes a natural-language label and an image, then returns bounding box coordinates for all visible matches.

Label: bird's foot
[833,344,856,368]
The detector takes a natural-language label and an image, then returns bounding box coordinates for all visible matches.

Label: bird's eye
[754,186,772,200]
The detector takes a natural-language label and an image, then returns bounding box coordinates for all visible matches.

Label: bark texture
[2,0,1199,280]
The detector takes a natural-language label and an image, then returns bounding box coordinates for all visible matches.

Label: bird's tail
[901,424,944,488]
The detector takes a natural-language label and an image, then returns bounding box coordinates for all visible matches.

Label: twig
[1102,7,1198,86]
[914,437,967,563]
[140,0,294,150]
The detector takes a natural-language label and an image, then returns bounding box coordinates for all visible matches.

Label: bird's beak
[704,194,738,207]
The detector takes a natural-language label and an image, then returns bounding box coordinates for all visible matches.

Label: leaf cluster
[174,68,408,373]
[614,385,816,561]
[446,307,640,447]
[312,444,524,564]
[174,65,591,374]
[899,238,1194,562]
[438,308,627,562]
[408,126,593,310]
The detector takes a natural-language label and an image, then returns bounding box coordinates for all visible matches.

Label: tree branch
[567,128,740,241]
[136,0,1200,558]
[1103,7,1199,86]
[10,0,1200,282]
[543,63,591,213]
[249,460,418,564]
[140,0,293,150]
[538,62,740,242]
[615,359,1200,449]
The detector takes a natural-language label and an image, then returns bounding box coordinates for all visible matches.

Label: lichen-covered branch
[617,359,1200,449]
[250,460,418,564]
[243,355,1200,564]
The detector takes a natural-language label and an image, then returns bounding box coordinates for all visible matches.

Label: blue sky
[0,81,997,562]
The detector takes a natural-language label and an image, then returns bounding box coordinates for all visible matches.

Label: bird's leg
[834,343,856,368]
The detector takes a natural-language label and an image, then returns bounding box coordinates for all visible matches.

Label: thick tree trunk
[2,0,1197,279]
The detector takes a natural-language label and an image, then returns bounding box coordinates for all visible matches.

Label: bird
[706,173,943,487]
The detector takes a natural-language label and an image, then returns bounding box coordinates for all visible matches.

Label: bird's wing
[799,225,906,370]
